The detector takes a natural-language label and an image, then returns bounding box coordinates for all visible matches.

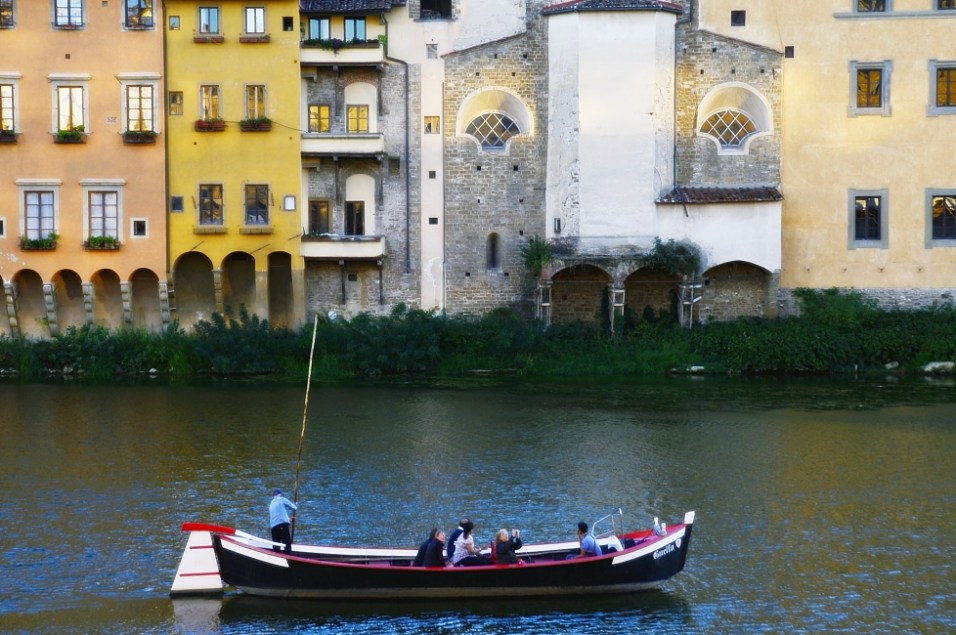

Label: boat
[171,509,695,598]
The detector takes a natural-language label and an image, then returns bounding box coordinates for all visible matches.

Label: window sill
[240,226,273,234]
[193,225,227,234]
[193,35,225,43]
[55,23,84,30]
[239,34,270,43]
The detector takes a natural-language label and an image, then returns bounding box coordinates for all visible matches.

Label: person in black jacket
[413,528,437,567]
[423,530,448,567]
[493,528,523,564]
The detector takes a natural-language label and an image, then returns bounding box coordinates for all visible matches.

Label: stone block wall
[699,262,775,322]
[778,287,956,317]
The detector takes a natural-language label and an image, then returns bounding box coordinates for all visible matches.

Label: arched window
[486,233,500,270]
[457,88,531,152]
[696,83,772,154]
[466,113,520,150]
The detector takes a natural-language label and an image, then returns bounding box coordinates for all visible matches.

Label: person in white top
[451,520,488,566]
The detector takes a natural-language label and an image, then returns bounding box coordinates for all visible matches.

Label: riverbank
[1,290,954,381]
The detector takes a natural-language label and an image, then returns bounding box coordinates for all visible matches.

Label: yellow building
[165,0,304,329]
[0,0,167,337]
[697,1,956,310]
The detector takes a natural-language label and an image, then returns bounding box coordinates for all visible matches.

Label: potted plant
[19,232,59,250]
[55,125,85,143]
[195,118,225,132]
[239,116,271,131]
[0,128,16,143]
[122,129,157,144]
[84,235,121,250]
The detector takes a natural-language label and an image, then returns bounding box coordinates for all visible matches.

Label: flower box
[195,119,226,132]
[0,130,16,144]
[84,237,121,250]
[20,234,59,250]
[239,118,272,132]
[123,130,157,144]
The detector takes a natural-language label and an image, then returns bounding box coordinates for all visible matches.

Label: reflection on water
[0,376,954,634]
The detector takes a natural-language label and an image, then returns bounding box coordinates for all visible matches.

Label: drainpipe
[162,1,172,320]
[381,13,412,274]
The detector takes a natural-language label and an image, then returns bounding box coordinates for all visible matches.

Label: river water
[0,377,953,634]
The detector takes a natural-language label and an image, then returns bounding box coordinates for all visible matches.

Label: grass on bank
[0,290,955,381]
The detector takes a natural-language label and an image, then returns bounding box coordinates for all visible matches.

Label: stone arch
[91,269,124,331]
[173,251,216,330]
[12,270,47,339]
[130,268,162,333]
[623,267,681,324]
[52,269,86,333]
[700,260,773,321]
[268,251,294,329]
[221,251,257,320]
[456,86,532,151]
[0,274,12,337]
[696,82,773,155]
[550,264,612,326]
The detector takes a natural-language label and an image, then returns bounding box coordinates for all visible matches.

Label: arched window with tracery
[457,87,531,152]
[696,83,772,154]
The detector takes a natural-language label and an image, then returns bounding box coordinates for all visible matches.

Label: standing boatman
[269,488,298,553]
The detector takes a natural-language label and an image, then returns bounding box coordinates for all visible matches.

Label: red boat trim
[182,522,237,534]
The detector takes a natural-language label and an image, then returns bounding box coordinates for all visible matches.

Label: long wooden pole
[291,314,319,541]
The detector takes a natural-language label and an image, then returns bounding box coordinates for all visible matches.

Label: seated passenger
[413,528,437,567]
[423,530,448,567]
[570,521,603,559]
[451,520,488,566]
[493,528,523,565]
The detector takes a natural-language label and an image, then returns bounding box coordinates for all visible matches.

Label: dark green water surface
[0,376,953,634]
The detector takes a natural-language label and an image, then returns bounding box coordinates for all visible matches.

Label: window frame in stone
[695,82,772,155]
[54,0,85,29]
[198,6,220,34]
[309,104,330,132]
[0,0,14,29]
[855,0,887,12]
[849,61,892,117]
[198,183,224,226]
[347,104,369,133]
[848,189,888,249]
[244,183,270,226]
[244,6,265,34]
[929,61,956,115]
[926,190,956,247]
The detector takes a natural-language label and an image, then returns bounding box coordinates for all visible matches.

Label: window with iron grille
[465,113,519,150]
[700,110,757,148]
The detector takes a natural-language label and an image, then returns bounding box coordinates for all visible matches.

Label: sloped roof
[300,0,407,13]
[658,186,784,204]
[542,0,683,16]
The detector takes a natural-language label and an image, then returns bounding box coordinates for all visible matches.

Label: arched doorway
[222,252,256,320]
[623,267,680,326]
[91,269,124,331]
[130,269,163,332]
[52,270,86,333]
[550,264,612,327]
[173,252,216,330]
[268,251,293,329]
[12,270,47,339]
[700,261,772,321]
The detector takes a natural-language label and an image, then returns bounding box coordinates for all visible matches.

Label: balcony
[301,234,385,260]
[300,39,384,67]
[301,133,384,157]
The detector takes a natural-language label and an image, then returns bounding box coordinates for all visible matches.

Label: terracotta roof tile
[542,0,683,16]
[658,186,783,204]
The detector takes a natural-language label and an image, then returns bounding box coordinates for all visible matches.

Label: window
[0,82,16,132]
[309,199,329,234]
[700,110,757,148]
[126,85,154,132]
[54,0,84,28]
[928,192,956,245]
[730,10,746,26]
[0,218,4,237]
[89,191,119,240]
[930,62,956,114]
[199,184,223,225]
[424,116,440,133]
[940,0,956,9]
[244,184,269,225]
[308,104,330,132]
[56,85,85,132]
[25,191,56,240]
[347,105,368,133]
[465,113,519,150]
[131,218,147,237]
[169,91,183,116]
[849,190,888,249]
[199,84,220,120]
[486,233,500,270]
[850,61,892,116]
[1,0,15,28]
[246,85,266,119]
[856,0,886,11]
[125,0,153,28]
[169,15,180,30]
[199,7,219,34]
[245,7,264,34]
[420,0,452,19]
[307,16,330,40]
[345,201,364,235]
[170,195,184,212]
[344,17,365,41]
